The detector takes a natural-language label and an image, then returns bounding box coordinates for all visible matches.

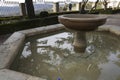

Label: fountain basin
[58,14,107,31]
[0,24,120,80]
[10,26,120,80]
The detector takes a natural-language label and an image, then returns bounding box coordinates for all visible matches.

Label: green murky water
[10,31,120,80]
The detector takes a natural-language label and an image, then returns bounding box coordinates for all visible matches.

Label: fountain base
[73,32,87,52]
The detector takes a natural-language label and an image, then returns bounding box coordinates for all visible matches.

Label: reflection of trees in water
[86,31,120,64]
[11,31,120,80]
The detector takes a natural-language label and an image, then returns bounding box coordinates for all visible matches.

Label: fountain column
[25,0,35,18]
[76,2,81,11]
[73,31,87,52]
[53,2,59,12]
[19,3,27,16]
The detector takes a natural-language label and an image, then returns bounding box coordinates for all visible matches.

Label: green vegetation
[89,8,120,14]
[0,16,58,34]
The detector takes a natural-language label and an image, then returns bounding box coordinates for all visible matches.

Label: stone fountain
[58,14,107,52]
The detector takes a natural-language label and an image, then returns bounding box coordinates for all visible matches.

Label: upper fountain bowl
[58,14,107,31]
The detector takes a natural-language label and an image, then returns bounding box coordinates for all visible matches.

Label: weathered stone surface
[73,32,86,52]
[34,24,64,36]
[98,24,120,35]
[110,26,120,35]
[98,25,111,31]
[18,24,64,37]
[59,14,107,31]
[0,32,25,69]
[4,32,25,44]
[18,28,38,36]
[0,69,46,80]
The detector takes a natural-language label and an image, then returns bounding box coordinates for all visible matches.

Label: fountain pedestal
[59,14,107,52]
[73,32,86,52]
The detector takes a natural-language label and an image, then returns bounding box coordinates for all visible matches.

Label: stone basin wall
[0,23,120,80]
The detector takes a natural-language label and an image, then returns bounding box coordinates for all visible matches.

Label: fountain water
[10,29,120,80]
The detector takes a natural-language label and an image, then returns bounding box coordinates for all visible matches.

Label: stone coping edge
[0,32,25,69]
[18,24,65,37]
[98,24,120,35]
[0,69,46,80]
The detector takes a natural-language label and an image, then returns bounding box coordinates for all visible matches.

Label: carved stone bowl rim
[58,14,107,22]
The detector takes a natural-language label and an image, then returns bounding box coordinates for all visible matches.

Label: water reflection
[10,31,120,80]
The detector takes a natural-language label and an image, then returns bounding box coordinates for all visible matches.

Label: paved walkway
[0,14,120,45]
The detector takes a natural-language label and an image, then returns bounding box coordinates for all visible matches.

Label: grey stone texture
[0,69,46,80]
[0,32,25,69]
